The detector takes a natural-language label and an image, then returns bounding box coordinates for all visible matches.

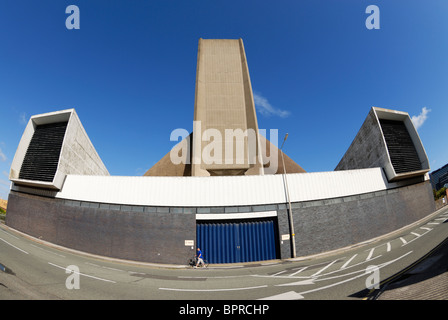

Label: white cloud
[411,107,431,130]
[253,93,291,118]
[0,148,6,162]
[19,112,27,125]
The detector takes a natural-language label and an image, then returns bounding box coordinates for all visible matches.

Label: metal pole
[280,134,296,258]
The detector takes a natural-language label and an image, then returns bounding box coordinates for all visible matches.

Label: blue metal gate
[196,219,278,264]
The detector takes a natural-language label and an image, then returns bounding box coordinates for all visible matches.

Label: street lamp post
[280,133,296,258]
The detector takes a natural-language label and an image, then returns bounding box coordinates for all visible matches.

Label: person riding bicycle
[196,247,205,268]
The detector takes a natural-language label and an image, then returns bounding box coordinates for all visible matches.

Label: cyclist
[195,247,205,268]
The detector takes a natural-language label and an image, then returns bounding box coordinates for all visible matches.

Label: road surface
[1,206,447,301]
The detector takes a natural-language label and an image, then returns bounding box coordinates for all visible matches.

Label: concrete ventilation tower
[144,38,305,177]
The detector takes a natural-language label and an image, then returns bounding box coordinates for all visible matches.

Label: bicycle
[187,256,209,268]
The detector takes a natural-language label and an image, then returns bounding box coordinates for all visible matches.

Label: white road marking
[254,255,382,280]
[272,270,287,276]
[0,237,29,254]
[261,262,279,266]
[258,291,304,300]
[289,251,413,298]
[30,244,65,258]
[386,242,391,252]
[0,228,19,239]
[277,278,315,286]
[311,259,338,277]
[208,265,244,269]
[178,275,248,279]
[340,254,357,270]
[404,228,432,246]
[400,237,407,245]
[48,262,116,283]
[85,262,125,272]
[289,266,308,277]
[366,248,375,261]
[159,285,268,292]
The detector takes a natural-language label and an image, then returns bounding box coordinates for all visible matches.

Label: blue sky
[1,0,447,200]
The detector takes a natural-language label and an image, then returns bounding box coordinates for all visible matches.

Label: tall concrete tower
[191,39,264,176]
[144,38,305,177]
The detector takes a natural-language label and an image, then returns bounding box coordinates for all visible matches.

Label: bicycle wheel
[187,258,195,268]
[203,259,209,268]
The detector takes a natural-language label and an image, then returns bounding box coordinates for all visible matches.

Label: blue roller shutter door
[196,219,278,264]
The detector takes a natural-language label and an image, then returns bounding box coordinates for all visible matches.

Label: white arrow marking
[258,291,304,300]
[277,278,315,286]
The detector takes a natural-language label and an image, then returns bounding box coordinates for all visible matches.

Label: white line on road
[404,228,432,246]
[272,270,287,276]
[30,244,65,258]
[311,259,338,277]
[48,262,116,283]
[340,254,357,270]
[261,262,280,266]
[366,248,375,261]
[0,237,29,254]
[208,265,244,269]
[400,237,407,245]
[0,228,19,239]
[159,285,268,292]
[277,278,315,286]
[289,266,308,277]
[386,242,391,252]
[254,255,382,280]
[259,291,304,300]
[85,262,125,272]
[290,251,413,298]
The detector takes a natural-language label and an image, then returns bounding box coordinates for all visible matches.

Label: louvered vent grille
[379,119,422,174]
[19,122,68,182]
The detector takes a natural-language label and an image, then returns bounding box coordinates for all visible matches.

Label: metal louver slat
[19,122,68,182]
[379,119,422,174]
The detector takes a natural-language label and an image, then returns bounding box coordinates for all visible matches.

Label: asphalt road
[1,206,447,301]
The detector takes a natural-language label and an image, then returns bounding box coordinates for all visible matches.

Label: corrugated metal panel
[196,219,278,264]
[55,167,396,207]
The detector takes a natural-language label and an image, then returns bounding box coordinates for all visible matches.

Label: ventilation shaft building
[6,39,435,265]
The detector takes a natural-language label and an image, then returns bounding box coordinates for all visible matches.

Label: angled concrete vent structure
[335,107,430,181]
[143,133,306,176]
[10,109,109,190]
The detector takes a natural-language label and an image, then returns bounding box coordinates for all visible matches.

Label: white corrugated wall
[54,167,395,207]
